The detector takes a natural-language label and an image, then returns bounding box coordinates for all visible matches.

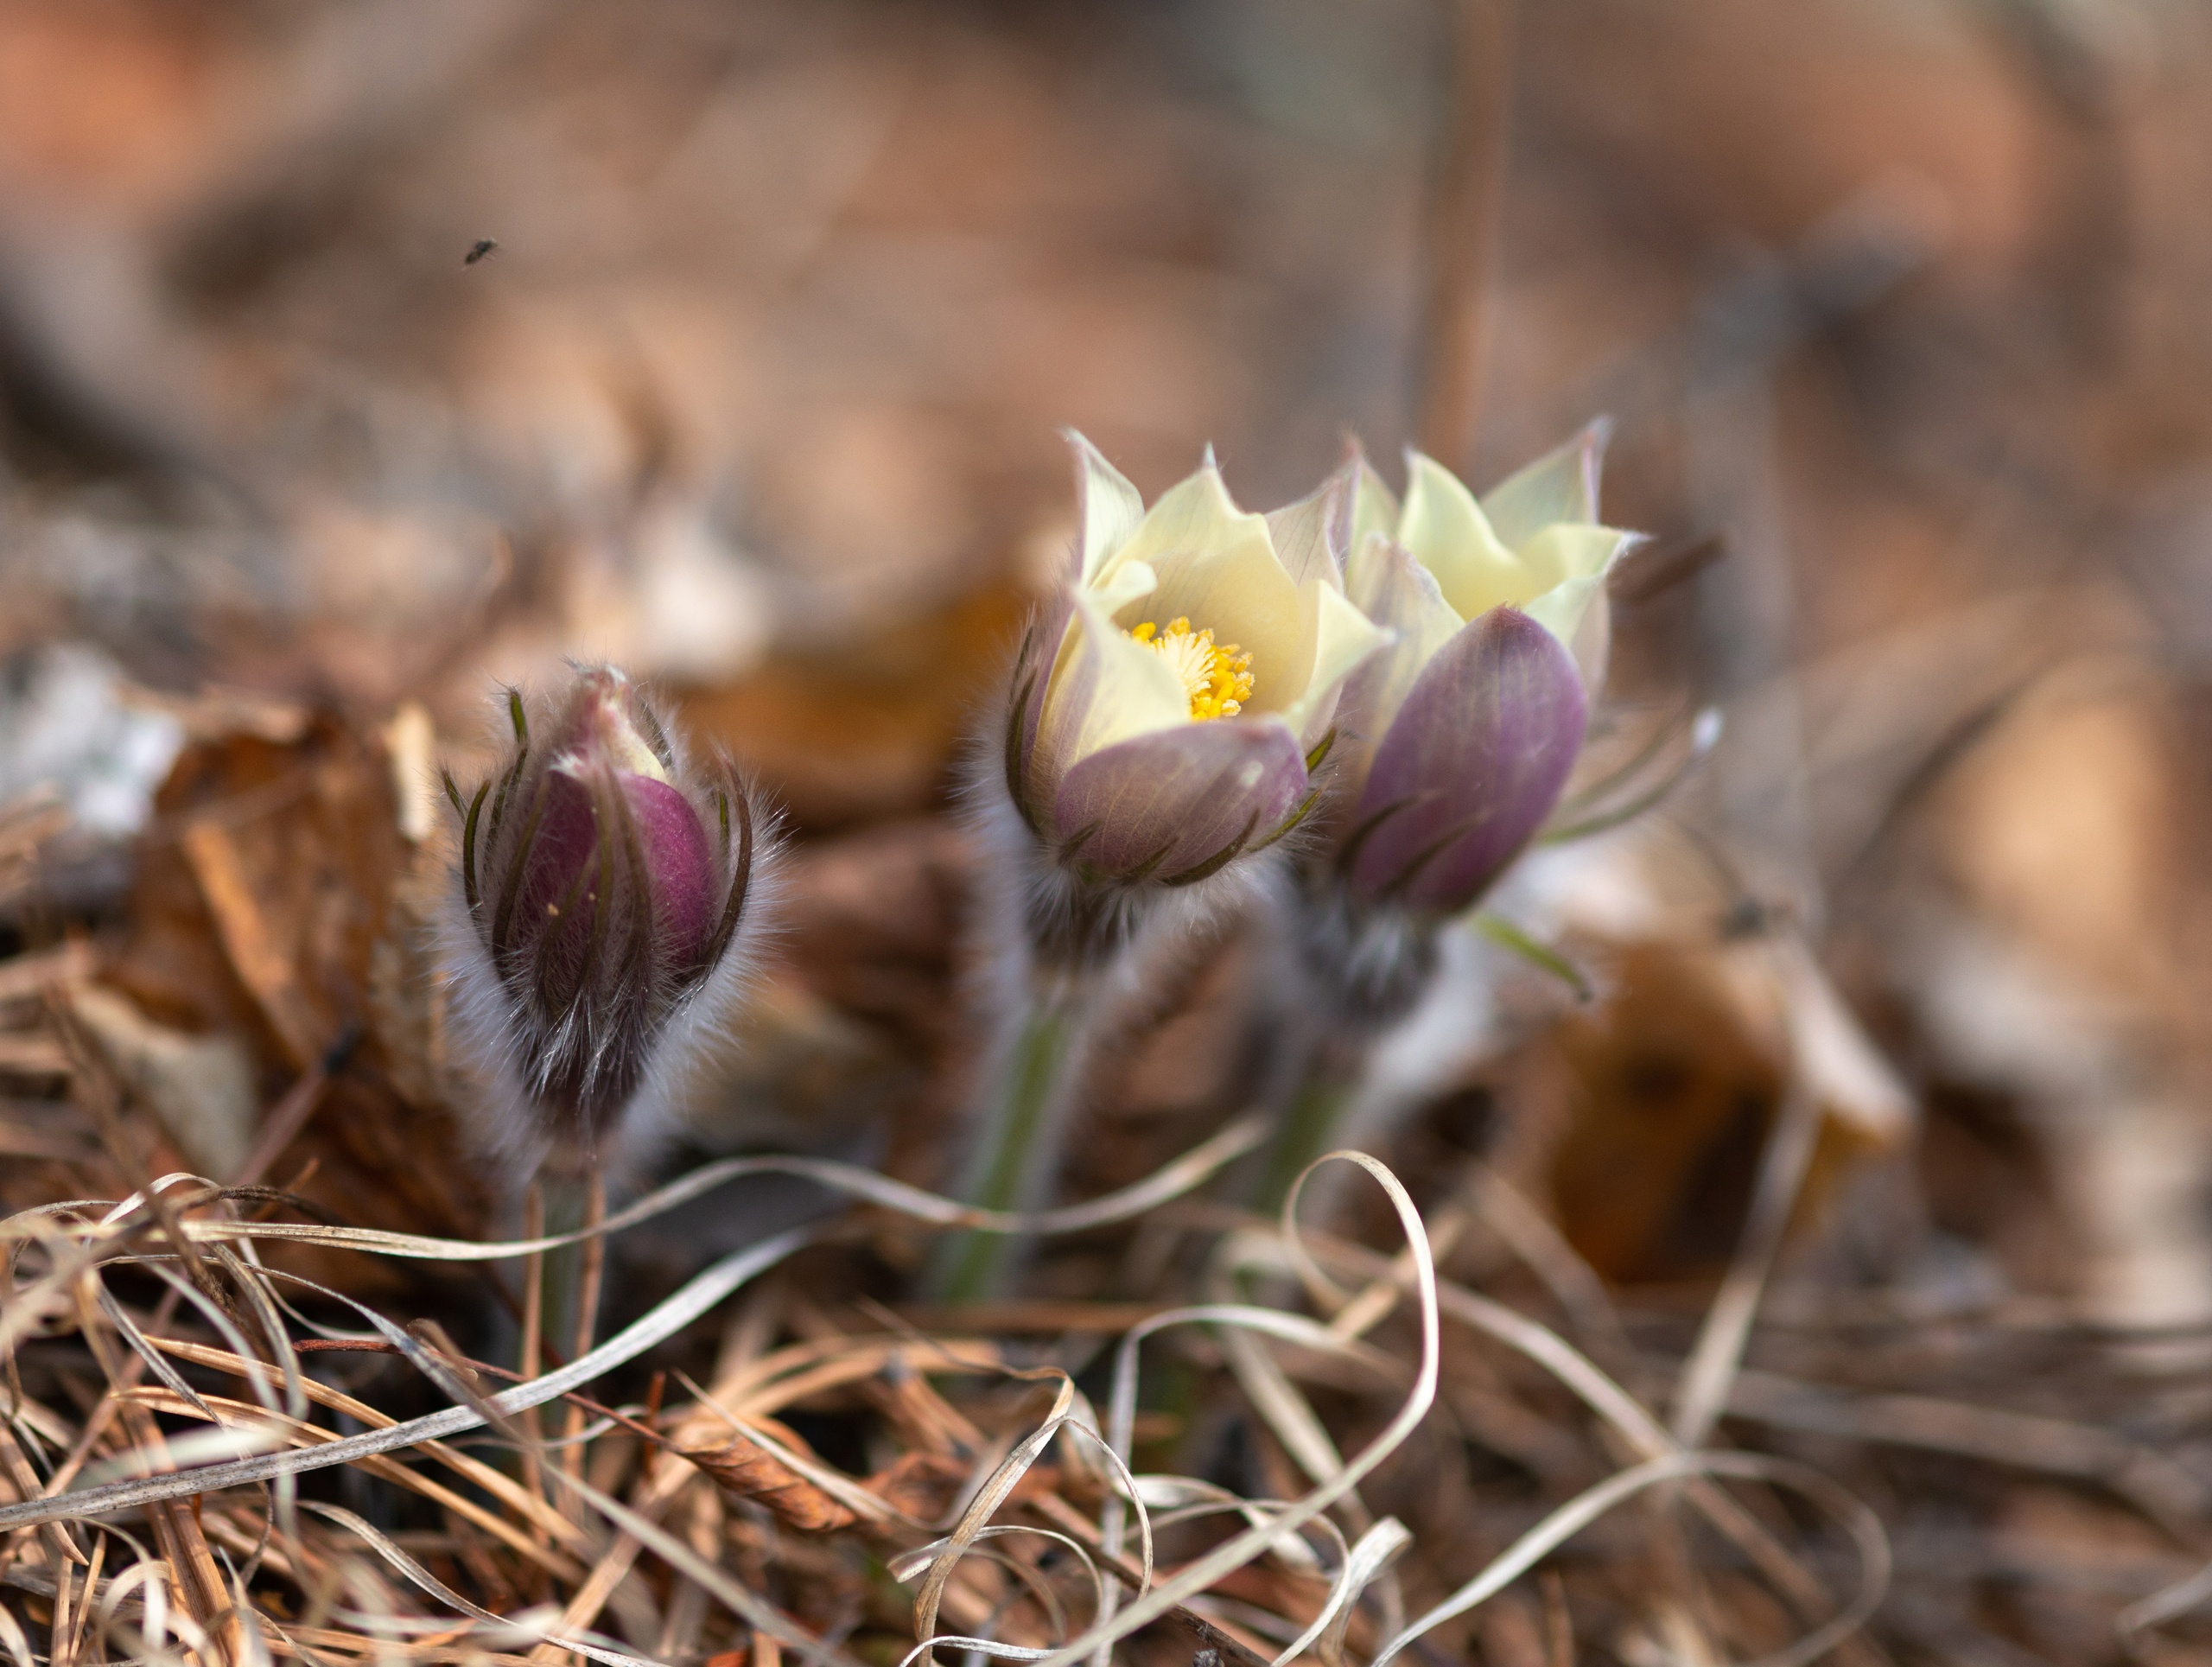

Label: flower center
[1128,617,1254,721]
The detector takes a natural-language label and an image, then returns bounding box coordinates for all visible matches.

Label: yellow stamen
[1128,616,1254,721]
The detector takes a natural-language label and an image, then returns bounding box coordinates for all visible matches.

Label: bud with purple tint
[1332,423,1635,922]
[1277,426,1638,1042]
[1339,607,1587,914]
[442,665,768,1168]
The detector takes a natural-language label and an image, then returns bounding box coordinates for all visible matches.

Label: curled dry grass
[0,1088,1922,1667]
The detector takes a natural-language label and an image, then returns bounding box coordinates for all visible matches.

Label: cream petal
[1112,466,1307,713]
[1264,458,1356,594]
[1096,462,1258,588]
[1278,578,1392,749]
[549,667,670,781]
[1032,564,1184,792]
[1351,450,1399,556]
[1518,522,1637,586]
[1013,529,1157,799]
[1520,571,1606,655]
[1065,429,1146,585]
[1567,589,1613,697]
[1090,552,1161,618]
[1400,450,1540,620]
[1478,420,1609,550]
[1343,533,1465,744]
[1518,526,1637,689]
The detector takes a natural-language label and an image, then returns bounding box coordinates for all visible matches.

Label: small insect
[463,238,499,267]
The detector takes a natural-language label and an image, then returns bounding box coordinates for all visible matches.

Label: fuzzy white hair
[435,668,784,1192]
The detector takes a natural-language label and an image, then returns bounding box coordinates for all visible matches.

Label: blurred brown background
[8,0,2211,1257]
[8,4,2212,1658]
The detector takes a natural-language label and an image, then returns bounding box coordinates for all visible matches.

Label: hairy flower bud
[1343,605,1587,913]
[1327,425,1637,919]
[442,666,769,1168]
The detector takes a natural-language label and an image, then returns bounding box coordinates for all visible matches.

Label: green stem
[932,995,1080,1303]
[1256,1056,1360,1215]
[535,1167,591,1361]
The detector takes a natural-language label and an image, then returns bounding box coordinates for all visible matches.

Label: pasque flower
[1333,423,1637,918]
[1001,436,1389,921]
[938,438,1388,1298]
[1261,426,1637,1208]
[442,665,768,1167]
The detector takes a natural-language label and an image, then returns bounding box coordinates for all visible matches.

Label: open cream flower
[1004,435,1389,888]
[1334,424,1638,916]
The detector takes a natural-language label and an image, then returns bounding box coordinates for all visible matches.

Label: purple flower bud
[1344,608,1587,917]
[443,666,766,1161]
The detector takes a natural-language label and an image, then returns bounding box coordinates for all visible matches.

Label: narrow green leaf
[1472,913,1592,1002]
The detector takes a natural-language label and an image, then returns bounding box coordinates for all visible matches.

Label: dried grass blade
[1671,1079,1823,1448]
[300,1503,654,1667]
[99,1274,237,1425]
[893,1633,1050,1666]
[0,1596,36,1667]
[892,1526,1095,1647]
[911,1377,1078,1662]
[1216,1326,1361,1524]
[1281,1226,1853,1624]
[114,1384,587,1582]
[1039,1153,1441,1667]
[148,1117,1268,1263]
[1370,1450,1888,1667]
[538,1462,864,1667]
[1094,1295,1405,1659]
[0,1225,819,1531]
[2121,1556,2212,1638]
[726,1341,1003,1423]
[148,1337,589,1558]
[1273,1517,1410,1667]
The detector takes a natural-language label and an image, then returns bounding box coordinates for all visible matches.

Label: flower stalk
[1255,1037,1362,1213]
[939,435,1389,1295]
[513,1167,606,1504]
[517,1180,548,1505]
[932,986,1081,1302]
[558,1166,607,1481]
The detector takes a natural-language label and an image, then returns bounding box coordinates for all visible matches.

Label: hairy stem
[561,1168,608,1480]
[932,990,1083,1303]
[1257,1048,1362,1215]
[531,1157,599,1519]
[517,1181,549,1517]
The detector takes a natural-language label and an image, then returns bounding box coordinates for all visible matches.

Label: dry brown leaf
[1539,941,1878,1284]
[105,714,490,1263]
[67,982,256,1178]
[679,1422,858,1534]
[677,580,1031,831]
